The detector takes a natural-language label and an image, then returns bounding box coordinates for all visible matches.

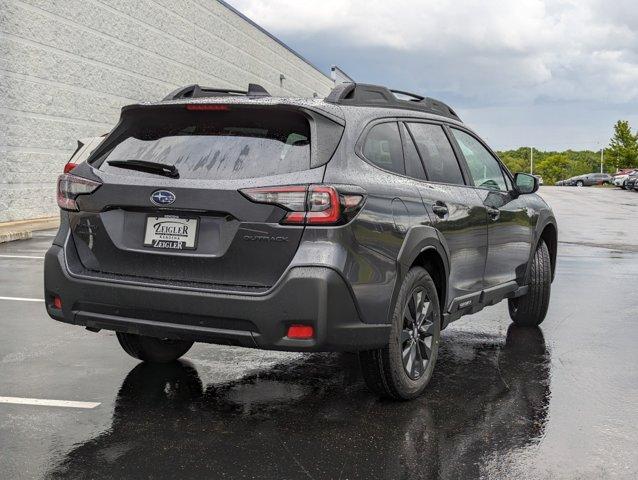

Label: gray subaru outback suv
[45,83,557,400]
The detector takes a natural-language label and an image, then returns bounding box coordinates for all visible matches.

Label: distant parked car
[562,177,578,186]
[569,173,612,187]
[555,180,565,186]
[625,171,638,191]
[613,169,638,189]
[534,175,544,185]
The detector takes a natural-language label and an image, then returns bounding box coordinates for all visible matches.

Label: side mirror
[514,173,539,194]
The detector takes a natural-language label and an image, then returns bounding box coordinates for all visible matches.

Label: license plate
[144,216,199,250]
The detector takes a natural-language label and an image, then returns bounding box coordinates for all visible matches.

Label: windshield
[94,107,310,180]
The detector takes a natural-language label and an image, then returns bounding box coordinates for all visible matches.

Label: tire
[576,180,584,187]
[508,240,551,327]
[116,332,194,363]
[359,267,441,400]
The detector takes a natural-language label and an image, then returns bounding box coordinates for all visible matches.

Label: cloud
[229,0,638,149]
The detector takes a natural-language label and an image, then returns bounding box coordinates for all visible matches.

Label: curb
[0,231,33,243]
[0,216,59,244]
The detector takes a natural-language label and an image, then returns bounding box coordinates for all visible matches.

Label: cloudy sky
[228,0,638,150]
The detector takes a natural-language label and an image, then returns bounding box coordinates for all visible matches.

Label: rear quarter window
[362,122,405,175]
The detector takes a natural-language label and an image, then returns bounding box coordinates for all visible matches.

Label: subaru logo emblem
[150,190,176,206]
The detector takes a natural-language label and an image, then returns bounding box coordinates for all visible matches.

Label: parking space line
[0,396,100,409]
[0,254,45,259]
[0,296,44,302]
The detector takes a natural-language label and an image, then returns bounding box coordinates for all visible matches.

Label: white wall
[0,0,333,222]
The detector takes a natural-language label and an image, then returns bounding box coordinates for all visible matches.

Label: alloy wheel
[400,287,436,380]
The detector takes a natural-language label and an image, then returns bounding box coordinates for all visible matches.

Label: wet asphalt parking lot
[1,186,638,480]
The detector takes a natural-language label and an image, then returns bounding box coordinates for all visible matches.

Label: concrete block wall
[0,0,334,222]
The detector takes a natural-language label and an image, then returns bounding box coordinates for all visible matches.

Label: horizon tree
[608,120,638,170]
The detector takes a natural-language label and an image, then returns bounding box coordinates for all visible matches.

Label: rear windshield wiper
[106,160,179,179]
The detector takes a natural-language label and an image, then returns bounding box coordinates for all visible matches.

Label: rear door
[403,121,488,307]
[449,128,533,288]
[70,104,341,290]
[591,173,607,185]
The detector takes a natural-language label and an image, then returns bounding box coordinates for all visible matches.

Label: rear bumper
[44,245,389,352]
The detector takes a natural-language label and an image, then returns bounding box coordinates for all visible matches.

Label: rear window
[94,107,311,180]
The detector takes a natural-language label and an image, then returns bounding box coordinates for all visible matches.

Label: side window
[406,123,465,185]
[400,123,426,180]
[451,129,507,191]
[362,122,404,175]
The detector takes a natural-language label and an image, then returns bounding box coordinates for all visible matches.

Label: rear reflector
[53,296,62,309]
[240,185,365,226]
[186,104,230,111]
[286,325,314,339]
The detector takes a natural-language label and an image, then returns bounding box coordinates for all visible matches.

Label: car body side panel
[291,226,398,325]
[473,189,534,286]
[396,225,451,306]
[415,183,488,309]
[322,127,429,325]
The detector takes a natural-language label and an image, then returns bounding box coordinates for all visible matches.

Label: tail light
[240,185,365,225]
[57,174,102,211]
[63,162,77,173]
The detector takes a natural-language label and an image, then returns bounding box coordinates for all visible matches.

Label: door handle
[432,203,449,217]
[486,206,500,220]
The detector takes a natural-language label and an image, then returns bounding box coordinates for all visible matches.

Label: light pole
[530,146,534,174]
[600,147,604,173]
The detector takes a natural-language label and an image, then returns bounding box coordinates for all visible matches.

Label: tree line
[497,120,638,185]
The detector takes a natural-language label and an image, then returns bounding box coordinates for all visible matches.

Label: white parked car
[612,170,638,189]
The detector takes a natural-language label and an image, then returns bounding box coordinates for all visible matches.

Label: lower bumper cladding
[44,245,390,352]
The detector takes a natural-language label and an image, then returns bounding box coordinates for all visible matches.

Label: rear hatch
[68,102,343,291]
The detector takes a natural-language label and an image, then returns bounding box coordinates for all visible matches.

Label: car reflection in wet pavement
[47,325,549,479]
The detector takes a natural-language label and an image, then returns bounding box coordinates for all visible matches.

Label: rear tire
[576,180,584,187]
[359,267,441,400]
[116,332,193,363]
[508,240,551,327]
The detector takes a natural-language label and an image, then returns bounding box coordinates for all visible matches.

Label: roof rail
[163,83,271,101]
[325,83,460,121]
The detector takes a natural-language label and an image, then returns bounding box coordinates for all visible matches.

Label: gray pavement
[1,187,637,479]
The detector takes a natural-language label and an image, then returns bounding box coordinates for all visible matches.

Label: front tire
[508,240,551,327]
[359,267,441,400]
[576,180,584,187]
[116,332,194,363]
